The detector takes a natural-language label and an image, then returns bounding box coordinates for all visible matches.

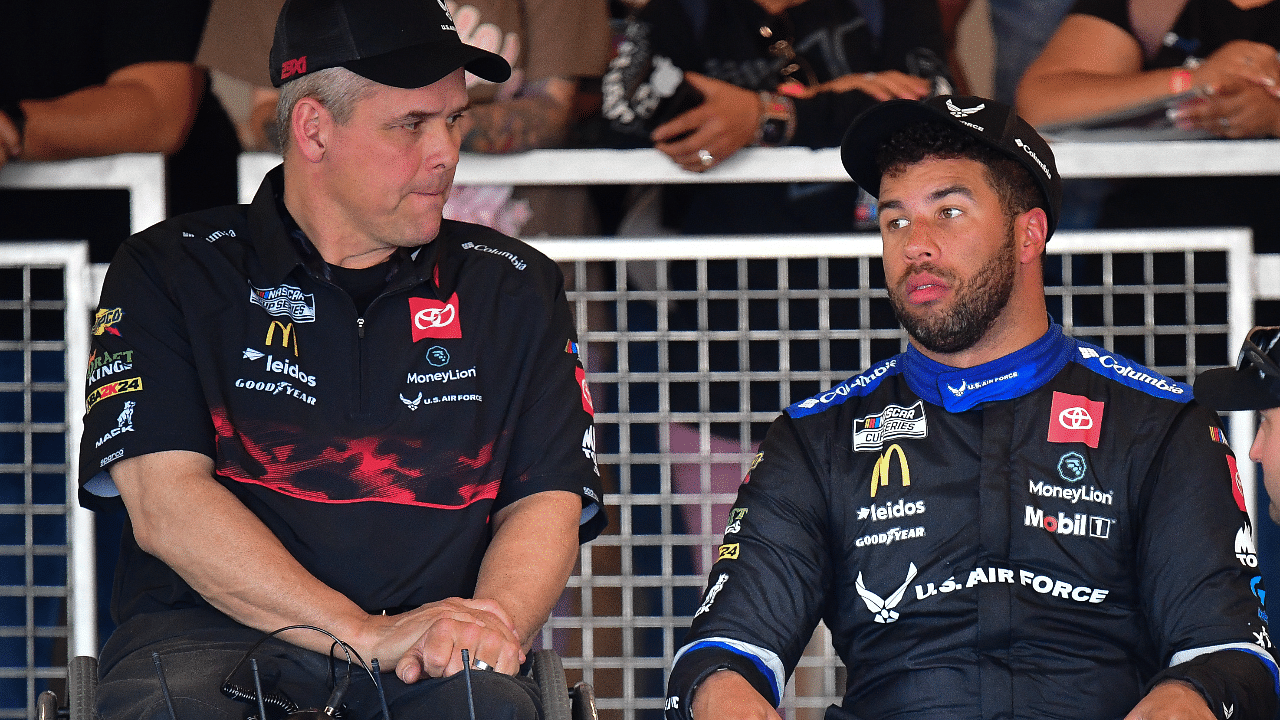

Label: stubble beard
[888,227,1018,355]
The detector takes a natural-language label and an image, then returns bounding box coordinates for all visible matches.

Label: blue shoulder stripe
[1069,341,1191,402]
[787,356,902,418]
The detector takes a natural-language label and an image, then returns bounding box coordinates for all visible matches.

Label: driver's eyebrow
[878,184,974,214]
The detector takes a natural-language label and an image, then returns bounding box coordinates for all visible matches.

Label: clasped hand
[360,597,525,682]
[1174,40,1280,138]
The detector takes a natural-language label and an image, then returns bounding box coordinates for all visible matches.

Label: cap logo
[281,56,307,80]
[1014,137,1052,179]
[438,0,456,26]
[946,99,984,118]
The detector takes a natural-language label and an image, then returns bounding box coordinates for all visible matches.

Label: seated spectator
[1016,0,1280,251]
[0,0,241,260]
[602,0,951,233]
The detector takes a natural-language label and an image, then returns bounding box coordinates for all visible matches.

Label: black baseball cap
[840,95,1063,237]
[270,0,512,89]
[1195,327,1280,411]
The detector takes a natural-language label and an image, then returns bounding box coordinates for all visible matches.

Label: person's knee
[392,672,540,720]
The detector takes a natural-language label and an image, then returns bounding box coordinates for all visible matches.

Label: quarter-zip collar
[902,323,1075,412]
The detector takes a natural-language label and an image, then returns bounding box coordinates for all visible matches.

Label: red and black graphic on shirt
[210,407,501,508]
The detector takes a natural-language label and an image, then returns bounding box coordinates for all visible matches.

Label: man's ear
[1015,207,1049,264]
[290,97,329,163]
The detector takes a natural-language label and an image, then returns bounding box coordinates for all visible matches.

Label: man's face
[1250,407,1280,523]
[877,158,1019,355]
[317,69,468,253]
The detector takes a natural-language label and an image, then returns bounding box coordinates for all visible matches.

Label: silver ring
[471,658,493,672]
[697,149,714,167]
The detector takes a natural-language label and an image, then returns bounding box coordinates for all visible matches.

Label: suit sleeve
[665,414,832,718]
[1138,402,1278,720]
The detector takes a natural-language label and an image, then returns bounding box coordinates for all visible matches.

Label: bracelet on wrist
[755,91,796,147]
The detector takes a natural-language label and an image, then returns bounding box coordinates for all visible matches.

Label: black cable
[152,652,180,720]
[370,659,391,720]
[251,659,269,720]
[461,649,477,720]
[220,625,381,718]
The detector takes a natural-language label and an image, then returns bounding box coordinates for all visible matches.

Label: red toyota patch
[1047,391,1104,448]
[576,366,594,416]
[409,294,461,342]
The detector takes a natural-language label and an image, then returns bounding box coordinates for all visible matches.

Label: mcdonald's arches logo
[266,321,299,356]
[870,444,911,498]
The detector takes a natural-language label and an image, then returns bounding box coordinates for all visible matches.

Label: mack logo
[86,376,142,412]
[1029,480,1113,506]
[266,321,300,356]
[1024,506,1114,539]
[695,573,729,617]
[1237,526,1259,567]
[870,444,910,498]
[250,284,316,323]
[94,401,135,448]
[853,401,928,451]
[946,371,1018,398]
[856,563,917,623]
[582,427,599,476]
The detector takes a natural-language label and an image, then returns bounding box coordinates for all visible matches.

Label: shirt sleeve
[1137,402,1279,718]
[666,414,831,718]
[78,235,217,511]
[105,0,213,75]
[491,252,606,543]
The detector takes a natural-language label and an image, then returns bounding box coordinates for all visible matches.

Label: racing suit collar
[902,323,1075,412]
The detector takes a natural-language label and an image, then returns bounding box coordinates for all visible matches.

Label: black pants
[97,608,541,720]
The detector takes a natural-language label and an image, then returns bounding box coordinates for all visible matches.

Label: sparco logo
[853,401,928,451]
[250,284,316,323]
[460,242,527,270]
[1024,506,1114,539]
[1029,480,1113,506]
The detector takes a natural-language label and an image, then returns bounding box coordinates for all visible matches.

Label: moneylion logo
[870,444,910,498]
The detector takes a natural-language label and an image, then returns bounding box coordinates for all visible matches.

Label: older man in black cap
[77,0,605,718]
[662,96,1278,720]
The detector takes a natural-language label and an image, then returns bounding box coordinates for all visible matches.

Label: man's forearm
[473,490,582,649]
[19,61,201,162]
[112,450,380,658]
[461,77,575,153]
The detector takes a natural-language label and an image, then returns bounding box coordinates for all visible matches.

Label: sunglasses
[1237,326,1280,381]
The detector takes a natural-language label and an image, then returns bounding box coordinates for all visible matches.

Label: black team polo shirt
[79,165,605,623]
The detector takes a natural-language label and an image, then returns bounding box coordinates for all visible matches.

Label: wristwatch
[755,92,795,147]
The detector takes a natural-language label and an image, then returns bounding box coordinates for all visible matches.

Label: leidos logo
[409,294,462,341]
[870,444,910,498]
[266,321,299,357]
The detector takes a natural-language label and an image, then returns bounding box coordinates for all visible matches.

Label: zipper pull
[357,317,365,338]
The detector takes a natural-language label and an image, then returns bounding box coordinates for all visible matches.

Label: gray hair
[275,67,377,154]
